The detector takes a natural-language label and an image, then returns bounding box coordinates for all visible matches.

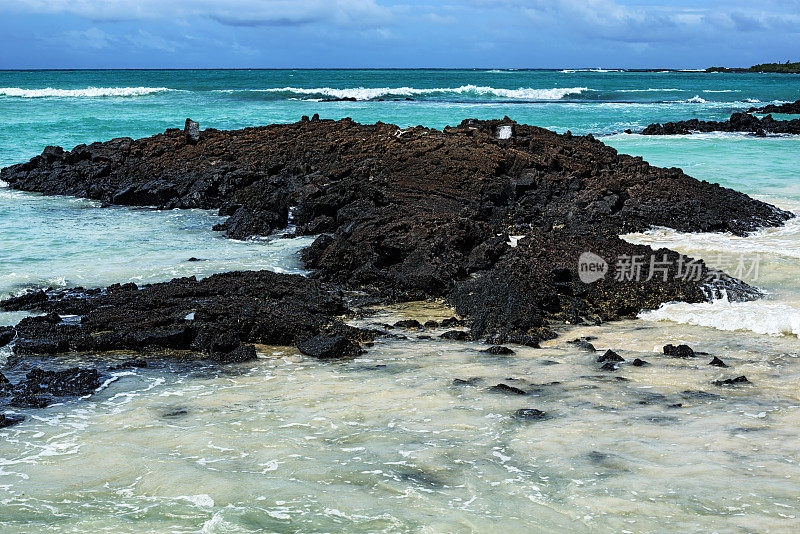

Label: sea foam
[0,87,175,98]
[241,85,589,101]
[639,297,800,337]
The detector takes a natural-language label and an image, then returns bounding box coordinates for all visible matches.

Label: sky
[0,0,798,69]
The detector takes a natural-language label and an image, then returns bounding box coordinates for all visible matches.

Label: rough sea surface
[0,70,798,532]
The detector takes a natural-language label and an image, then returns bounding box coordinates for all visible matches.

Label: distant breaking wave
[228,85,591,101]
[0,86,176,98]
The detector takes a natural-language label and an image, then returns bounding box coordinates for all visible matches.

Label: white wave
[561,69,622,73]
[703,89,740,93]
[616,88,683,92]
[679,69,707,72]
[743,98,762,103]
[640,297,800,337]
[238,85,590,101]
[622,205,800,260]
[0,87,176,98]
[684,95,707,103]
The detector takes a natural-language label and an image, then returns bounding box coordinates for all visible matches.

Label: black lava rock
[514,408,548,421]
[440,330,468,341]
[599,361,619,371]
[568,338,596,352]
[0,414,25,429]
[663,344,696,358]
[714,375,750,386]
[709,356,728,368]
[597,350,624,363]
[0,327,14,347]
[481,345,515,355]
[631,358,650,367]
[297,334,363,359]
[489,383,527,395]
[393,319,422,329]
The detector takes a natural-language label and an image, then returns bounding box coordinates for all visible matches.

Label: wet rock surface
[641,112,800,136]
[0,117,791,367]
[664,344,696,358]
[1,270,371,362]
[747,99,800,115]
[0,366,102,411]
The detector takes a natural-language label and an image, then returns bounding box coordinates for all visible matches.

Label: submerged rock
[568,338,596,352]
[631,358,649,367]
[709,356,728,368]
[514,408,548,421]
[489,383,527,395]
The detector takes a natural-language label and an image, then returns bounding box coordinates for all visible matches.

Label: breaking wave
[0,86,176,98]
[231,85,590,101]
[639,297,800,337]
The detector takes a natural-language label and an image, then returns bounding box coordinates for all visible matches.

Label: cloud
[65,27,115,49]
[126,29,178,52]
[8,0,393,29]
[460,0,800,43]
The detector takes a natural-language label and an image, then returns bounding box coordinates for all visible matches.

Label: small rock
[568,338,596,352]
[667,403,683,409]
[0,327,14,347]
[709,356,728,368]
[597,350,624,363]
[440,317,463,328]
[664,344,695,358]
[714,375,750,386]
[184,118,200,145]
[297,334,362,359]
[440,330,468,341]
[186,257,205,262]
[452,377,480,386]
[481,345,515,355]
[393,319,422,329]
[600,361,619,371]
[514,408,548,421]
[0,414,26,429]
[489,383,527,395]
[631,358,649,367]
[423,320,439,328]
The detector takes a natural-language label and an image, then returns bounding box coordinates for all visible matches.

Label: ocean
[0,69,799,532]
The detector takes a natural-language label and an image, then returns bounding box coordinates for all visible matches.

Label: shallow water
[0,70,799,532]
[1,309,798,532]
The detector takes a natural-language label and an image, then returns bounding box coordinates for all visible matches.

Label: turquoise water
[1,70,800,532]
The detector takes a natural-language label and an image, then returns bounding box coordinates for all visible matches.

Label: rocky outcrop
[0,117,792,353]
[1,270,371,362]
[641,112,800,136]
[747,99,800,115]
